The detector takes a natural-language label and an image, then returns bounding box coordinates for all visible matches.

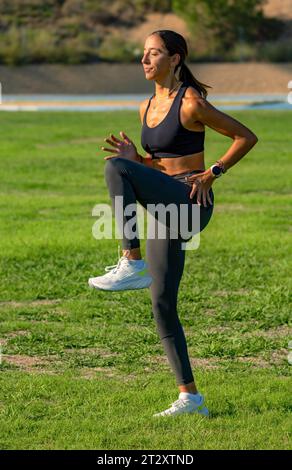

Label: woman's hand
[101,131,138,161]
[185,169,215,207]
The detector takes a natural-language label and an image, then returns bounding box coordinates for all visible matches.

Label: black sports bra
[141,83,205,159]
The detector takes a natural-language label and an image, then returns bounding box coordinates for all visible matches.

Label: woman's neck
[154,80,182,100]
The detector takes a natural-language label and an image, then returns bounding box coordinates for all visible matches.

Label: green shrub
[25,28,57,63]
[0,27,59,64]
[226,43,258,62]
[0,26,100,64]
[97,34,142,62]
[187,31,221,62]
[0,26,24,65]
[173,0,286,60]
[56,34,96,64]
[258,41,292,62]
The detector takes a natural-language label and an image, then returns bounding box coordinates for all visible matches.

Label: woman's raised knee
[104,157,121,182]
[104,157,130,178]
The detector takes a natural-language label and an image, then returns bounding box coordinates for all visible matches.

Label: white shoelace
[159,399,188,415]
[170,399,187,409]
[104,244,129,275]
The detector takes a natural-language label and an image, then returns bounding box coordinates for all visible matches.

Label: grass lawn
[0,110,291,450]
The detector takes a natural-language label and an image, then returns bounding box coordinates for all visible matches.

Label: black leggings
[104,157,214,385]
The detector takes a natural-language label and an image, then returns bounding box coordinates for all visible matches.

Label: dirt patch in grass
[2,352,130,380]
[2,354,62,374]
[190,358,221,369]
[79,367,137,382]
[0,299,62,308]
[0,330,31,347]
[206,326,233,333]
[215,204,248,213]
[2,350,288,377]
[236,348,289,367]
[249,325,292,339]
[150,354,220,370]
[204,309,217,317]
[149,347,290,371]
[79,366,117,380]
[4,354,49,368]
[64,347,119,358]
[214,289,250,297]
[190,349,289,369]
[203,325,292,338]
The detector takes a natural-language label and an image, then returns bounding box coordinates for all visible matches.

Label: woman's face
[141,34,179,81]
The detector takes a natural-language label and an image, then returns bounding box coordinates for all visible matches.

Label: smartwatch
[210,164,223,178]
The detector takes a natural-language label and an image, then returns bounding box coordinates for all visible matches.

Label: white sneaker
[88,250,152,291]
[153,392,209,418]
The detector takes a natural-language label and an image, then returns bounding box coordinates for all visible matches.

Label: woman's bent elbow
[247,132,258,147]
[239,131,258,147]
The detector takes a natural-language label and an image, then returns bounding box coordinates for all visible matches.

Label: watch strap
[215,159,227,173]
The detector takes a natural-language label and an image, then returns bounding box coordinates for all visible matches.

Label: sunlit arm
[216,133,258,171]
[192,98,258,172]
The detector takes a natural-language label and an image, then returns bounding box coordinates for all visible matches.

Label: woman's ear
[173,52,181,68]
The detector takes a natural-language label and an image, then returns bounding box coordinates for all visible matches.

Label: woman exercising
[88,30,258,417]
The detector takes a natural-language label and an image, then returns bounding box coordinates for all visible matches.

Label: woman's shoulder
[139,97,150,110]
[139,97,151,124]
[183,85,205,102]
[182,85,207,117]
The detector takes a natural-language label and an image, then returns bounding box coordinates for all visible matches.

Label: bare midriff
[146,151,205,176]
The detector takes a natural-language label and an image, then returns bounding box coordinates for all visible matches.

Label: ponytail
[178,62,211,99]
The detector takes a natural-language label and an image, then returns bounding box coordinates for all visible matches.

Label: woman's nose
[141,54,149,64]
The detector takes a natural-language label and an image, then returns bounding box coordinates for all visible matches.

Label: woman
[88,30,258,417]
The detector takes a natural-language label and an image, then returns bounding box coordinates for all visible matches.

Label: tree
[173,0,284,57]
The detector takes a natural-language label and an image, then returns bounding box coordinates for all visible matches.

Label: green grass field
[0,110,291,450]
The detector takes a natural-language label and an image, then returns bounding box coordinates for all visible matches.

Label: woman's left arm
[193,97,258,171]
[186,97,258,206]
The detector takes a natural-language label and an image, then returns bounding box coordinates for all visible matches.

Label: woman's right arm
[100,99,152,162]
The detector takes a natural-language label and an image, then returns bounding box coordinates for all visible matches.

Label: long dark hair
[150,30,211,99]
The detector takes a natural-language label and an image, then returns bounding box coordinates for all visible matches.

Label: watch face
[212,165,221,176]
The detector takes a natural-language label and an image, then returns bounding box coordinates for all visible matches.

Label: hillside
[0,0,292,64]
[123,0,292,44]
[263,0,292,19]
